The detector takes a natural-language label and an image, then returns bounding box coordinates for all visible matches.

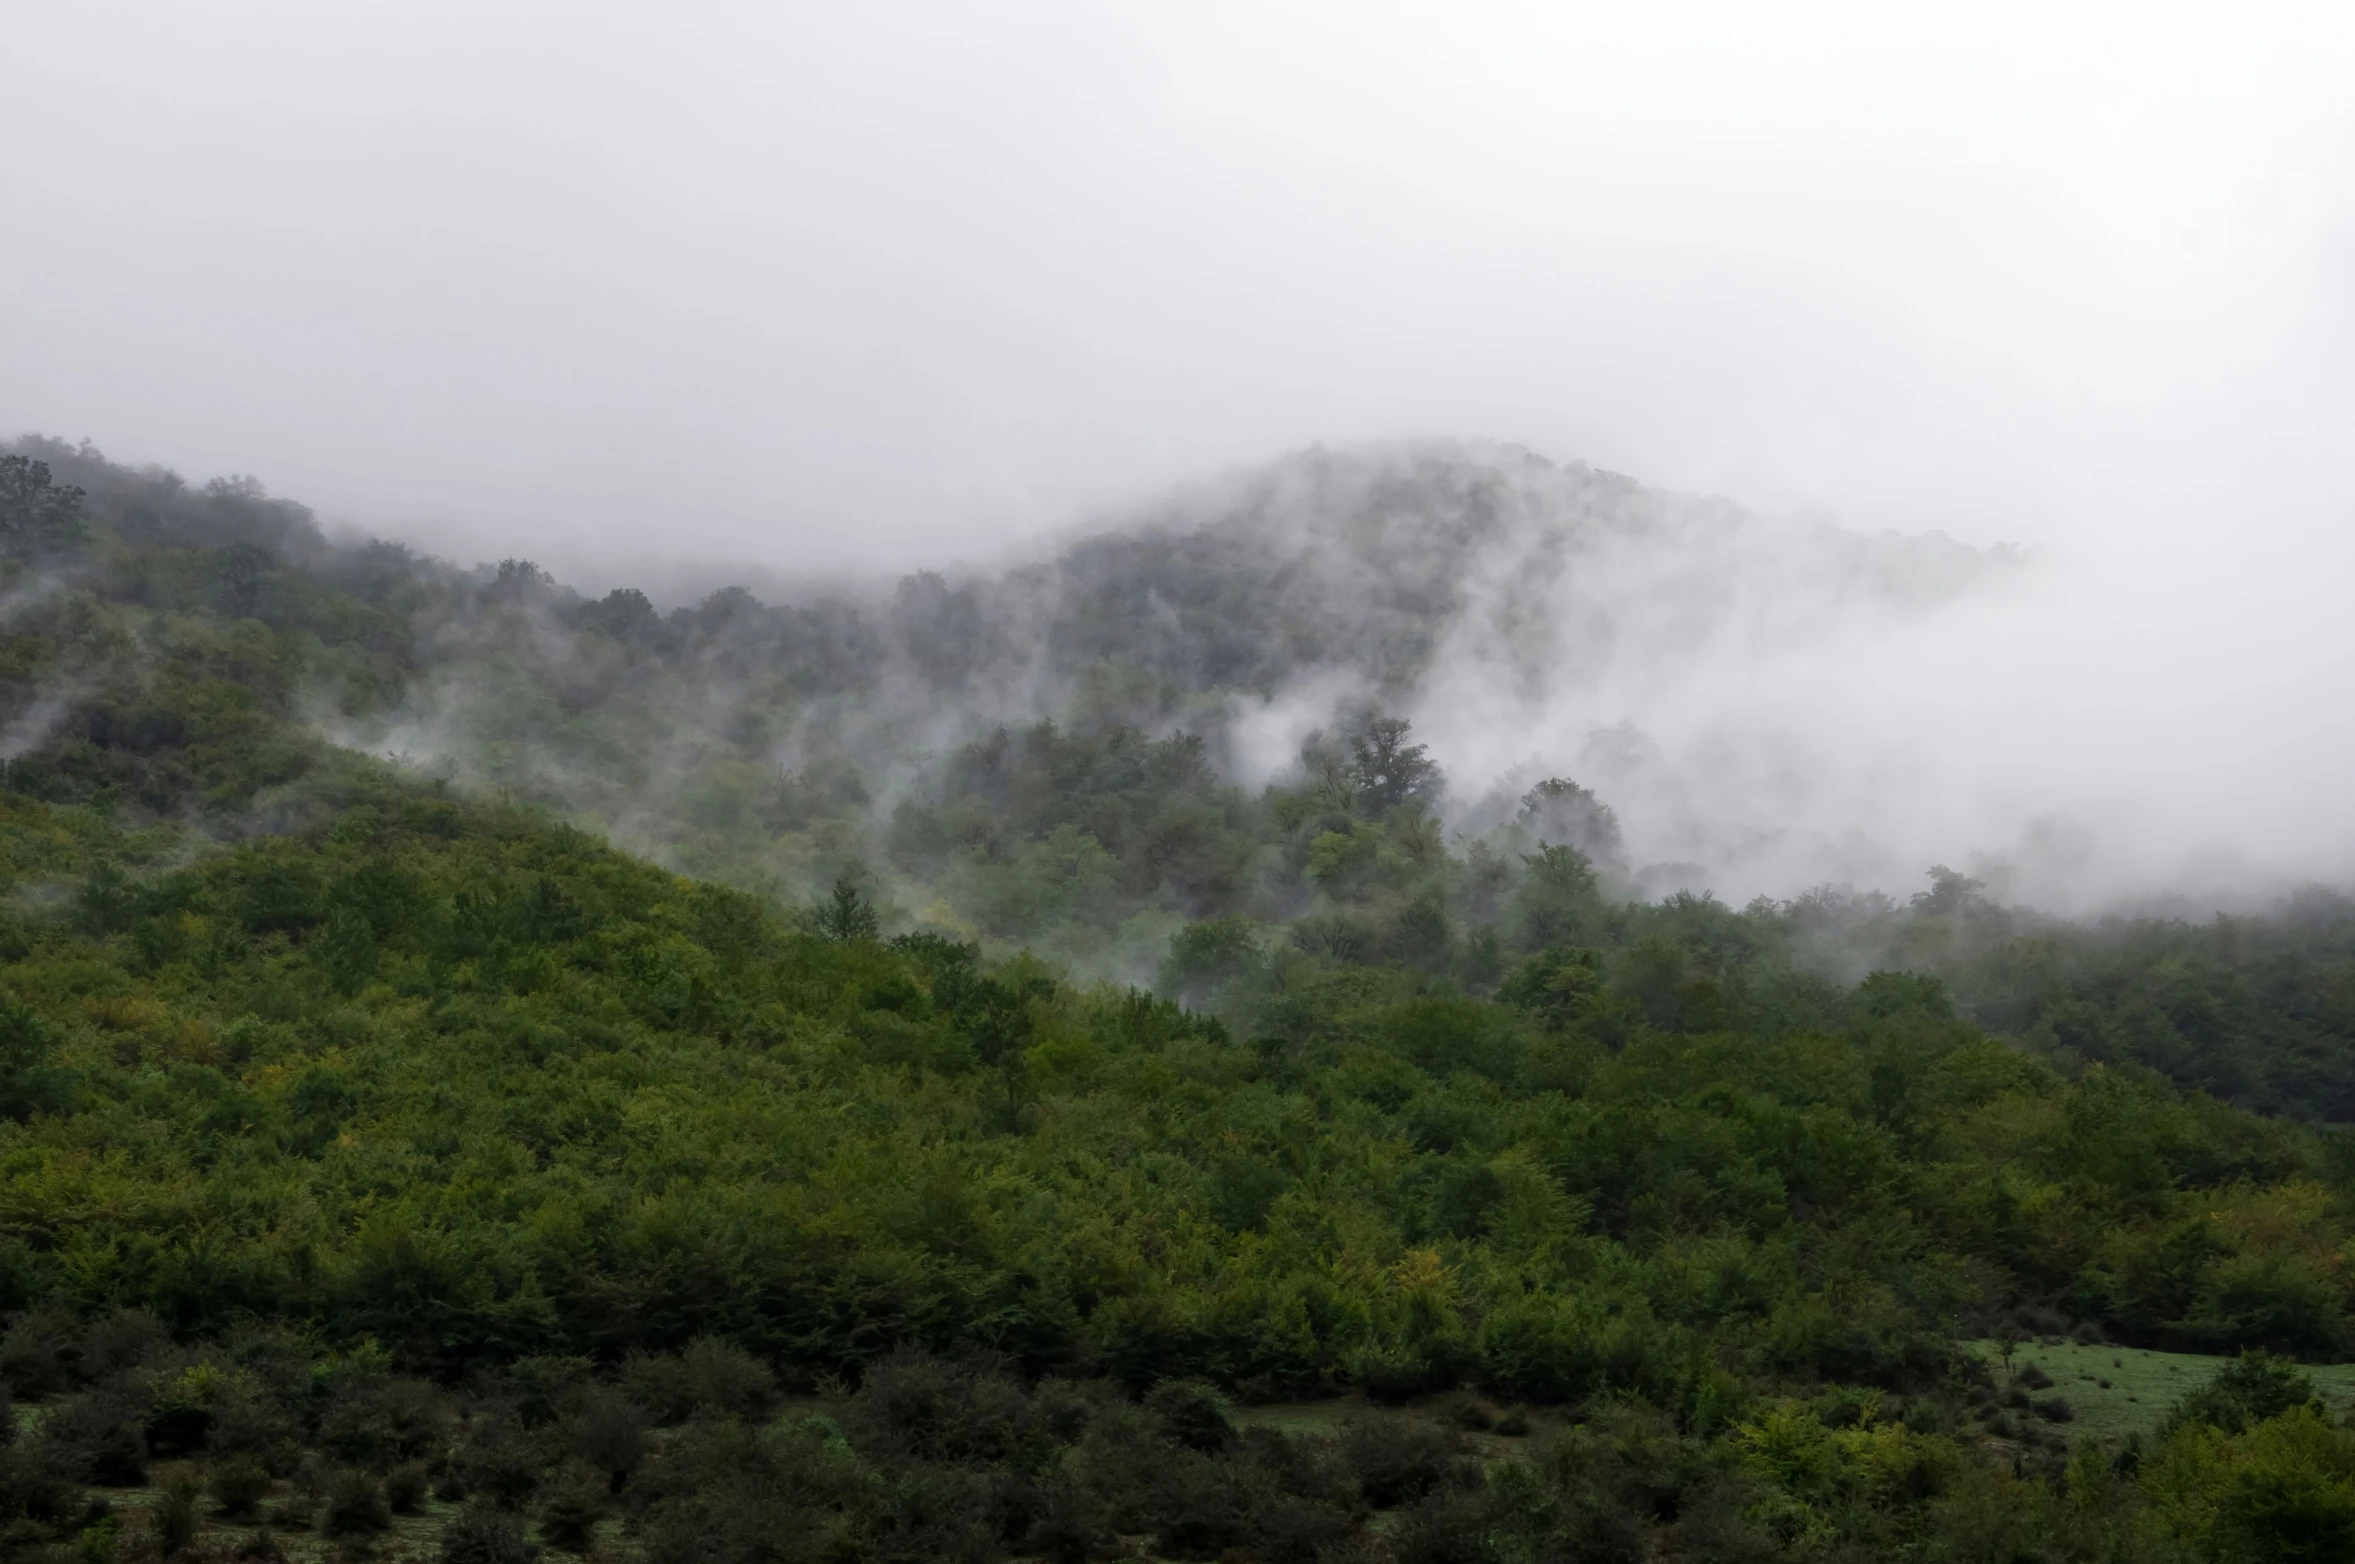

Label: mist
[5,2,2354,913]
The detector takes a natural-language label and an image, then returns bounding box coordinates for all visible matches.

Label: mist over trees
[1,431,2353,1560]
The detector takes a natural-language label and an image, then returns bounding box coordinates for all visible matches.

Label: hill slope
[1,438,2354,1560]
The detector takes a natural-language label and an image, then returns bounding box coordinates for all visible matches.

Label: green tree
[0,455,88,559]
[816,873,880,942]
[1346,714,1442,812]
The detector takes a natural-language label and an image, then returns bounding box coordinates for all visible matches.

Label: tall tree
[0,456,89,559]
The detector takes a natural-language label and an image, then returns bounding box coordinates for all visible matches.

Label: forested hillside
[3,436,2355,1561]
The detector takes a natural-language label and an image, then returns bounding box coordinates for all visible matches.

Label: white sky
[5,0,2355,899]
[4,2,2350,577]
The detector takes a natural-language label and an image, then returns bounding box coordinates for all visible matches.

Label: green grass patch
[1967,1340,2355,1443]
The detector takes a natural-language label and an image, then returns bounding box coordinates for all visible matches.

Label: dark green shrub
[561,1389,646,1493]
[385,1460,430,1515]
[1023,1472,1108,1564]
[617,1353,695,1427]
[1446,1398,1495,1432]
[448,1422,547,1509]
[151,1468,203,1554]
[864,1462,998,1563]
[1064,1406,1178,1536]
[679,1339,777,1424]
[441,1503,540,1564]
[505,1358,593,1430]
[231,1527,288,1561]
[40,1396,147,1486]
[1390,1489,1500,1564]
[79,1310,168,1383]
[322,1469,390,1536]
[210,1453,273,1518]
[319,1376,447,1466]
[0,1308,79,1396]
[0,1433,82,1532]
[1341,1416,1459,1510]
[209,1386,302,1475]
[628,1421,865,1564]
[848,1350,1037,1465]
[1356,1343,1447,1404]
[1147,1452,1251,1560]
[536,1471,603,1555]
[1246,1492,1356,1564]
[1145,1381,1235,1454]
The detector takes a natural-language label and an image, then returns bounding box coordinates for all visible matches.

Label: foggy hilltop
[7,432,2017,908]
[6,423,2354,1118]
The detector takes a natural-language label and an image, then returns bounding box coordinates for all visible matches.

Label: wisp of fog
[3,3,2353,916]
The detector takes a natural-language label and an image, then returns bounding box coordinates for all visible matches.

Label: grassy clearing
[1967,1340,2355,1443]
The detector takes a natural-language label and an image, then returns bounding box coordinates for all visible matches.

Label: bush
[2209,1404,2355,1563]
[506,1358,594,1430]
[39,1396,146,1486]
[208,1386,302,1475]
[0,1308,79,1396]
[618,1352,696,1427]
[1390,1488,1499,1564]
[1246,1492,1356,1564]
[0,1433,82,1538]
[211,1453,274,1518]
[1023,1472,1109,1564]
[1145,1381,1236,1455]
[441,1504,540,1564]
[447,1421,548,1509]
[848,1349,1037,1465]
[680,1339,778,1424]
[537,1471,604,1554]
[627,1420,869,1564]
[561,1389,646,1493]
[1147,1451,1252,1560]
[319,1375,448,1467]
[2165,1351,2319,1437]
[79,1310,168,1383]
[151,1468,203,1554]
[1341,1416,1461,1510]
[386,1460,430,1515]
[322,1468,391,1536]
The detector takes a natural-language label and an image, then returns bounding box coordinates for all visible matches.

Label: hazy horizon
[6,2,2355,912]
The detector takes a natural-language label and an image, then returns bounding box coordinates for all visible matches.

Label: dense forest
[2,435,2354,1562]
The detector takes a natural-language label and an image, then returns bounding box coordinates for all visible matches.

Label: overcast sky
[6,2,2355,899]
[5,1,2351,579]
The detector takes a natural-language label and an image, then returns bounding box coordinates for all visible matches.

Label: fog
[5,2,2355,907]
